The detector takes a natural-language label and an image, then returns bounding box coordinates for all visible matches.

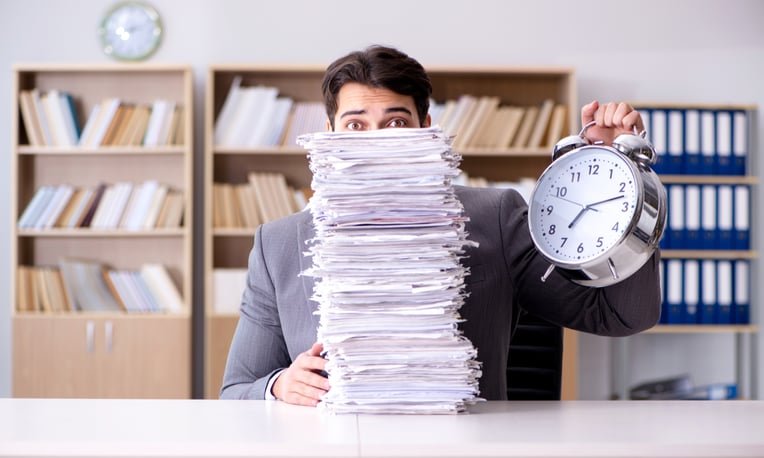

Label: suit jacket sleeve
[219,225,292,399]
[501,189,662,336]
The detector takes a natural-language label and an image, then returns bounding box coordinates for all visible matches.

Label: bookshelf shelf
[660,175,758,185]
[213,147,308,155]
[18,146,186,155]
[460,148,553,157]
[11,63,194,399]
[17,228,187,237]
[203,64,580,399]
[647,324,758,334]
[661,250,758,260]
[213,229,257,237]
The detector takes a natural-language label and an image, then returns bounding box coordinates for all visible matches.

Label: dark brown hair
[321,45,432,130]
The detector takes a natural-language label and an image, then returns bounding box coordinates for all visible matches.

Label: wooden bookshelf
[204,64,579,399]
[10,63,194,398]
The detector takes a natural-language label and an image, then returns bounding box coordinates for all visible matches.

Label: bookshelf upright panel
[204,65,579,399]
[11,64,194,398]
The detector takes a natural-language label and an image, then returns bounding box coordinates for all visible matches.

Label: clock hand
[586,195,625,208]
[553,195,585,208]
[568,208,587,229]
[567,205,601,229]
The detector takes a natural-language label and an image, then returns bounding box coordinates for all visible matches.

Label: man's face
[328,82,431,132]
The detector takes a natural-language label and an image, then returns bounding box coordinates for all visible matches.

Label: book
[266,98,294,146]
[213,75,243,145]
[235,183,261,228]
[454,96,500,149]
[142,100,169,146]
[41,91,71,146]
[78,183,107,228]
[157,190,184,228]
[109,104,136,146]
[121,180,160,230]
[49,268,73,312]
[60,92,82,143]
[545,104,568,148]
[124,105,152,146]
[526,99,555,149]
[81,98,121,147]
[248,172,278,223]
[34,268,53,312]
[212,268,247,314]
[16,266,34,312]
[217,182,241,228]
[101,270,129,312]
[40,184,75,229]
[66,187,95,228]
[142,183,168,229]
[140,264,184,313]
[126,270,162,312]
[245,87,279,147]
[511,105,539,148]
[18,90,44,146]
[444,94,478,141]
[76,104,101,148]
[89,184,117,228]
[171,106,185,145]
[493,106,526,149]
[18,185,54,229]
[107,270,143,312]
[153,101,177,147]
[58,258,122,312]
[30,89,54,145]
[101,104,129,146]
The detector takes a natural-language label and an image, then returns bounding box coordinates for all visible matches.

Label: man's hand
[581,101,644,146]
[271,342,330,406]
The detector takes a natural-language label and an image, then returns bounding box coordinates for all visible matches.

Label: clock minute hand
[586,195,625,208]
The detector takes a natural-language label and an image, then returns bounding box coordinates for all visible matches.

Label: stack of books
[18,89,183,147]
[18,181,184,230]
[299,127,482,414]
[17,261,184,314]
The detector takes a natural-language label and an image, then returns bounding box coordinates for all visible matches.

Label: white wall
[1,0,762,399]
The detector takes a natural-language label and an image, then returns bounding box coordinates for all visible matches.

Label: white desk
[1,399,762,457]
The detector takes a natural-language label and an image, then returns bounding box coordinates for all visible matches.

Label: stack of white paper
[298,127,482,414]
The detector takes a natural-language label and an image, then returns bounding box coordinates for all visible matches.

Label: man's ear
[422,114,431,128]
[326,119,333,132]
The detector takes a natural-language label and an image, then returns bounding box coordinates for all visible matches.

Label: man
[220,45,661,406]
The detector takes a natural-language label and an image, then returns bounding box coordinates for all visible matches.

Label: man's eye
[346,121,364,130]
[387,119,408,128]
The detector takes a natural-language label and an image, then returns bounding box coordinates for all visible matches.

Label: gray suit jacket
[220,186,661,401]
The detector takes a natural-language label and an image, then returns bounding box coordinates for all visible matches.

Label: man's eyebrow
[385,106,412,115]
[338,107,413,118]
[339,109,366,119]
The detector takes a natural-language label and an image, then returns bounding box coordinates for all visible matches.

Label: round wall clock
[99,1,163,61]
[527,122,667,287]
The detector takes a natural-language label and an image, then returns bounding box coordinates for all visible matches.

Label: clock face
[528,146,641,268]
[99,1,162,61]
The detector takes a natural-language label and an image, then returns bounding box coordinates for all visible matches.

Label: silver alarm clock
[528,121,667,287]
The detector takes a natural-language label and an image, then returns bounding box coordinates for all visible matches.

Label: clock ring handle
[580,119,658,166]
[578,119,598,138]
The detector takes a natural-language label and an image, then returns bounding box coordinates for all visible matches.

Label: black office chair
[506,310,563,400]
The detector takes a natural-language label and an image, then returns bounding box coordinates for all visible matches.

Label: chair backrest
[506,311,563,400]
